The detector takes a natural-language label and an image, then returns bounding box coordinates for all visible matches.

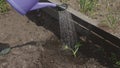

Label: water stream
[59,11,77,48]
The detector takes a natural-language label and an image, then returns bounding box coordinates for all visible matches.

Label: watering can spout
[30,2,57,11]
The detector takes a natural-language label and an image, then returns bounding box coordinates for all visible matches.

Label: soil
[59,0,120,38]
[0,8,116,68]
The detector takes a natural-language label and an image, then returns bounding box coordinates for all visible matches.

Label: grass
[106,14,119,28]
[0,0,9,14]
[61,0,98,14]
[79,0,120,29]
[102,13,120,29]
[79,0,98,14]
[103,0,120,29]
[60,0,120,29]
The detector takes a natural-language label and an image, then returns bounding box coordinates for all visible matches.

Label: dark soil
[0,8,117,68]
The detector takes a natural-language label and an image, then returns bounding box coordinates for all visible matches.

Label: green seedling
[64,42,82,57]
[0,0,9,14]
[79,0,98,14]
[116,61,120,67]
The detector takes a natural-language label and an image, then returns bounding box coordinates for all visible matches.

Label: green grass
[79,0,98,14]
[102,13,120,29]
[60,0,98,15]
[106,14,118,28]
[0,0,9,14]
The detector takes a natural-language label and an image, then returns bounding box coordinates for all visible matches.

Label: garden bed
[0,7,118,68]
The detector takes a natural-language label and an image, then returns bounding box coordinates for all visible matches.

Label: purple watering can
[7,0,67,15]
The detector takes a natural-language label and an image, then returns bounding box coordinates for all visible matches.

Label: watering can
[7,0,67,15]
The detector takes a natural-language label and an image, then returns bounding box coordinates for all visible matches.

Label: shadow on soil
[0,41,37,52]
[25,10,117,68]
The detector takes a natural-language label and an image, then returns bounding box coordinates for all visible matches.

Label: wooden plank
[72,15,120,47]
[75,22,120,54]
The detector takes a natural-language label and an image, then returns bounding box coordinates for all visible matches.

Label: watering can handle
[30,2,57,11]
[30,2,68,11]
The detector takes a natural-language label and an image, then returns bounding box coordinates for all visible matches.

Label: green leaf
[116,61,120,66]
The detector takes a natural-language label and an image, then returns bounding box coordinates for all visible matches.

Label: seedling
[63,42,82,57]
[116,61,120,67]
